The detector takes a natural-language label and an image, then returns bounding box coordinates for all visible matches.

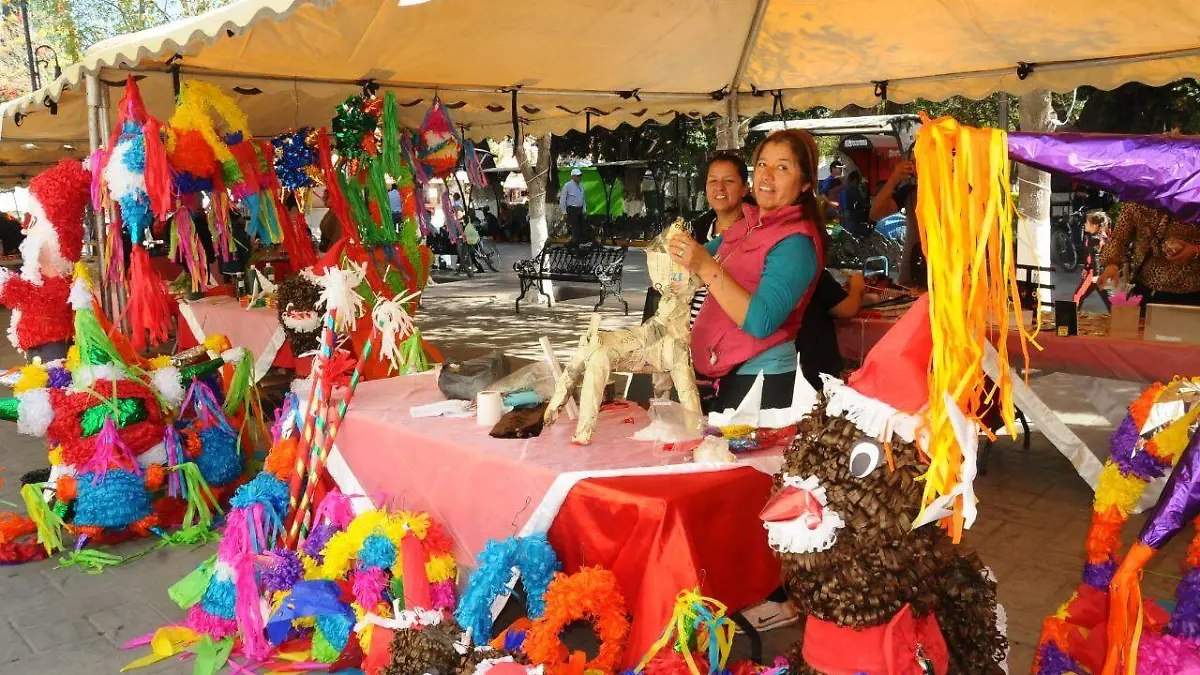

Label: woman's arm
[673,234,817,336]
[1098,204,1141,288]
[829,273,866,318]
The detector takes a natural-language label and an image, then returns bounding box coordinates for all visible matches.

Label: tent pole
[731,0,770,92]
[85,73,112,321]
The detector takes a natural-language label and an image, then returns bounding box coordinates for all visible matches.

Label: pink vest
[691,204,824,379]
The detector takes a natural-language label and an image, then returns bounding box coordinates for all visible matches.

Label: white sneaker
[736,599,800,633]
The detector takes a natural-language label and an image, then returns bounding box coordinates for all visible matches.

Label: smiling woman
[667,129,826,413]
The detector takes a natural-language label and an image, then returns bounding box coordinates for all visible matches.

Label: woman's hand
[668,232,715,276]
[1097,264,1121,290]
[846,272,866,295]
[1166,240,1200,263]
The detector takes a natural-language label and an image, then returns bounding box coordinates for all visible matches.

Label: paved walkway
[0,245,1169,673]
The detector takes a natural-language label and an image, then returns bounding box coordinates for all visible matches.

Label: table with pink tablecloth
[324,373,783,667]
[178,297,300,380]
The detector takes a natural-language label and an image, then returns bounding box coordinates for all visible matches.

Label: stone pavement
[0,244,1174,673]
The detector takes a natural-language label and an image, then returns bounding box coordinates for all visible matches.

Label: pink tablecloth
[178,297,289,380]
[332,372,782,561]
[838,316,1200,382]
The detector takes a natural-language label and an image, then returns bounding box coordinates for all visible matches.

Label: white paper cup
[476,390,504,427]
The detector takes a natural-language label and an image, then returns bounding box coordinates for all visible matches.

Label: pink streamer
[121,629,164,650]
[88,148,108,211]
[164,425,184,498]
[172,209,210,290]
[217,508,251,560]
[233,552,270,660]
[83,415,143,483]
[312,489,355,530]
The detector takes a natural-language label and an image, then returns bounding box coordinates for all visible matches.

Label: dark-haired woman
[670,130,826,413]
[643,151,751,322]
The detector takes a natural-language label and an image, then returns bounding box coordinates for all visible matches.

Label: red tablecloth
[327,374,781,667]
[838,315,1200,382]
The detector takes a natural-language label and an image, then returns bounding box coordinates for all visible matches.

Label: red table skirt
[547,469,781,667]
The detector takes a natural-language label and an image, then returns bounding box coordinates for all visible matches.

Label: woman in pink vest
[669,129,826,413]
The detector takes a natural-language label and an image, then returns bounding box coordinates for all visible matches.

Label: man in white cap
[559,167,589,247]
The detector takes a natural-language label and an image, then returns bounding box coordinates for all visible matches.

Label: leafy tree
[26,0,231,63]
[1073,80,1200,134]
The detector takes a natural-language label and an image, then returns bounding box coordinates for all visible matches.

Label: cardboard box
[1144,304,1200,345]
[1108,305,1142,341]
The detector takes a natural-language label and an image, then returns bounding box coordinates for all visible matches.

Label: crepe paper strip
[20,483,64,554]
[170,554,217,610]
[189,634,235,675]
[634,590,736,675]
[56,548,128,574]
[295,339,374,546]
[121,626,200,670]
[1110,291,1143,307]
[912,116,1036,542]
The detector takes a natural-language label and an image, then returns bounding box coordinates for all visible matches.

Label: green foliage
[26,0,232,63]
[1074,79,1200,134]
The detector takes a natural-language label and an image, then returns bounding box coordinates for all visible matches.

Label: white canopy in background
[2,0,1200,185]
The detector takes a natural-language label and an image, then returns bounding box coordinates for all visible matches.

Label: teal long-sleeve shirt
[703,234,817,374]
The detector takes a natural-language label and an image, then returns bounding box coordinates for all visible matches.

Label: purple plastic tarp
[1007,132,1200,225]
[1139,425,1200,550]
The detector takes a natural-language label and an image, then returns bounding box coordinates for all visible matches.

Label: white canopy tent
[2,0,1200,159]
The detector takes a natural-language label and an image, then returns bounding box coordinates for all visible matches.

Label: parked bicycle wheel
[477,238,502,272]
[1052,229,1079,272]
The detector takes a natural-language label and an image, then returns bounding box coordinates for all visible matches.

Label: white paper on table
[409,400,474,419]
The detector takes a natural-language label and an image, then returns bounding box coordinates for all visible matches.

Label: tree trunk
[1017,89,1055,303]
[515,133,553,300]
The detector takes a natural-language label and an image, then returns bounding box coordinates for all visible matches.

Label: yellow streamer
[121,626,198,671]
[913,116,1037,541]
[633,589,735,675]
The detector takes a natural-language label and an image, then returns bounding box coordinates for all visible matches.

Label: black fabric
[796,271,847,389]
[702,370,797,414]
[1135,285,1200,311]
[840,182,870,235]
[27,340,69,362]
[0,214,24,255]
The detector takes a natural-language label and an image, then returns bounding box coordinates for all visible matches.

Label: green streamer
[73,307,125,370]
[56,549,125,575]
[221,352,254,417]
[169,554,217,609]
[173,462,223,532]
[189,635,234,675]
[366,159,400,245]
[382,92,402,178]
[20,483,64,555]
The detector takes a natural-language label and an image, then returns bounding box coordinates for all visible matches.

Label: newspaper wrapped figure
[544,219,702,444]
